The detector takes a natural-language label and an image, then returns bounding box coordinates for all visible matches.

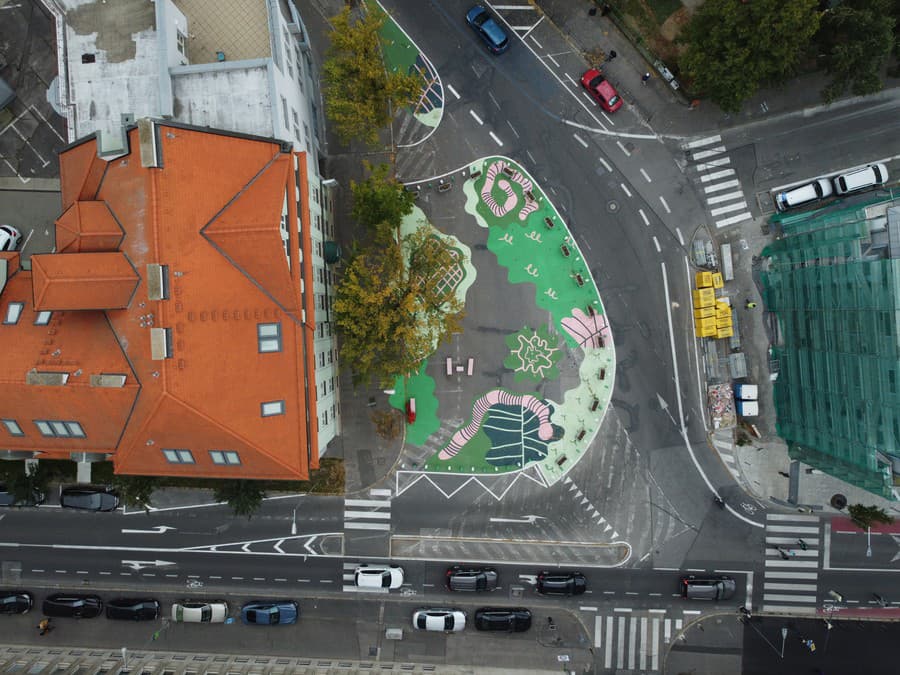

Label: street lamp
[121,647,128,670]
[291,506,298,535]
[780,627,788,658]
[866,526,872,558]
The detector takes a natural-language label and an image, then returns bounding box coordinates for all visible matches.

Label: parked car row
[0,484,119,511]
[775,163,889,211]
[413,607,533,633]
[0,592,299,625]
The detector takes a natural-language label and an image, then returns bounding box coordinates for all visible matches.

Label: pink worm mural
[480,161,540,222]
[439,389,554,460]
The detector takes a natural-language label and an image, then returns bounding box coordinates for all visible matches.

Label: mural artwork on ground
[394,157,615,485]
[375,0,443,130]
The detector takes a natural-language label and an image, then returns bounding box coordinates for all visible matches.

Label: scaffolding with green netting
[762,189,900,499]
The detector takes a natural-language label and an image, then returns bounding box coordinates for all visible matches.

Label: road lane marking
[599,158,612,172]
[638,209,649,226]
[676,227,684,245]
[652,236,661,252]
[620,183,632,197]
[691,146,726,160]
[573,133,588,148]
[640,168,651,182]
[684,135,721,149]
[469,110,484,125]
[489,131,503,146]
[345,499,390,508]
[616,141,631,157]
[446,83,460,100]
[699,169,734,182]
[545,53,560,67]
[704,179,740,193]
[506,120,519,138]
[659,196,671,213]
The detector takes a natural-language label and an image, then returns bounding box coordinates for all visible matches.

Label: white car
[171,601,228,623]
[413,608,466,632]
[354,563,404,589]
[0,225,21,252]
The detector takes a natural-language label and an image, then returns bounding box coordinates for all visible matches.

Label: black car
[0,484,44,507]
[446,565,499,592]
[43,593,103,618]
[0,591,33,614]
[536,571,586,596]
[105,598,160,621]
[474,607,532,632]
[59,485,119,512]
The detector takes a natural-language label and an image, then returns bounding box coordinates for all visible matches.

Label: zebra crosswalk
[592,611,679,673]
[762,512,821,614]
[682,135,753,230]
[343,488,392,532]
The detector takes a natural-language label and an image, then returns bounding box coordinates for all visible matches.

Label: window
[2,419,24,437]
[176,29,187,57]
[257,322,282,353]
[34,419,85,438]
[163,449,195,464]
[319,352,325,367]
[281,97,288,127]
[34,311,52,325]
[261,400,285,417]
[210,450,241,465]
[3,302,24,324]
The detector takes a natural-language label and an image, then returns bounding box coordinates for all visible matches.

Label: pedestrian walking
[600,3,611,16]
[641,72,651,85]
[739,606,752,618]
[798,538,808,550]
[38,617,52,635]
[605,50,617,63]
[777,547,790,560]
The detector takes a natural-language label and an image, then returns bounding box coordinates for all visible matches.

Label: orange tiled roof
[0,120,318,480]
[55,201,123,253]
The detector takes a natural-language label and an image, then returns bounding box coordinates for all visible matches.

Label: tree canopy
[214,480,267,519]
[818,0,896,102]
[350,161,415,241]
[848,503,894,530]
[334,227,463,385]
[679,0,820,112]
[322,6,419,146]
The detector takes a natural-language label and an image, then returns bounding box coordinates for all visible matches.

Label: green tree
[334,228,463,385]
[848,503,894,530]
[322,6,419,146]
[214,480,267,519]
[818,0,895,102]
[111,475,158,512]
[350,162,415,241]
[679,0,820,112]
[9,462,50,504]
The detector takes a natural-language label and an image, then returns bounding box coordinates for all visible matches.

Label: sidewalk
[536,0,897,138]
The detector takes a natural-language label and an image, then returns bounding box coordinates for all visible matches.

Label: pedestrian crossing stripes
[682,135,753,230]
[711,432,740,481]
[762,513,821,614]
[592,613,681,673]
[344,488,391,531]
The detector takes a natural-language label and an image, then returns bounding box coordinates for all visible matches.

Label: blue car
[466,5,509,54]
[240,600,299,625]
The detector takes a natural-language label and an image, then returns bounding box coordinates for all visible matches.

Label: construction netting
[762,190,900,499]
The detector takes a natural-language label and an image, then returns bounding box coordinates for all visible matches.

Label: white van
[775,178,833,211]
[833,163,889,195]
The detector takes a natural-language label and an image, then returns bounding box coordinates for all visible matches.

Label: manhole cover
[607,200,619,213]
[831,493,847,509]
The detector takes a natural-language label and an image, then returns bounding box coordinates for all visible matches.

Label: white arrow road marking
[121,526,176,534]
[121,559,177,571]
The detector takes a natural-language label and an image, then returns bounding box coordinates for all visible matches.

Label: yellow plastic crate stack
[692,272,732,339]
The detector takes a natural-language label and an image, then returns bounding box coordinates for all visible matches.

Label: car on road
[0,591,33,614]
[833,163,889,195]
[241,600,299,625]
[580,69,623,113]
[354,564,404,589]
[412,608,466,632]
[0,483,44,507]
[474,607,532,632]
[59,485,119,512]
[171,600,228,623]
[536,571,586,596]
[43,593,103,618]
[465,5,509,55]
[446,565,499,592]
[105,598,160,621]
[775,178,833,211]
[0,225,22,252]
[680,575,736,600]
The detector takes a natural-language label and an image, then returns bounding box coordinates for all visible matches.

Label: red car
[580,69,623,113]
